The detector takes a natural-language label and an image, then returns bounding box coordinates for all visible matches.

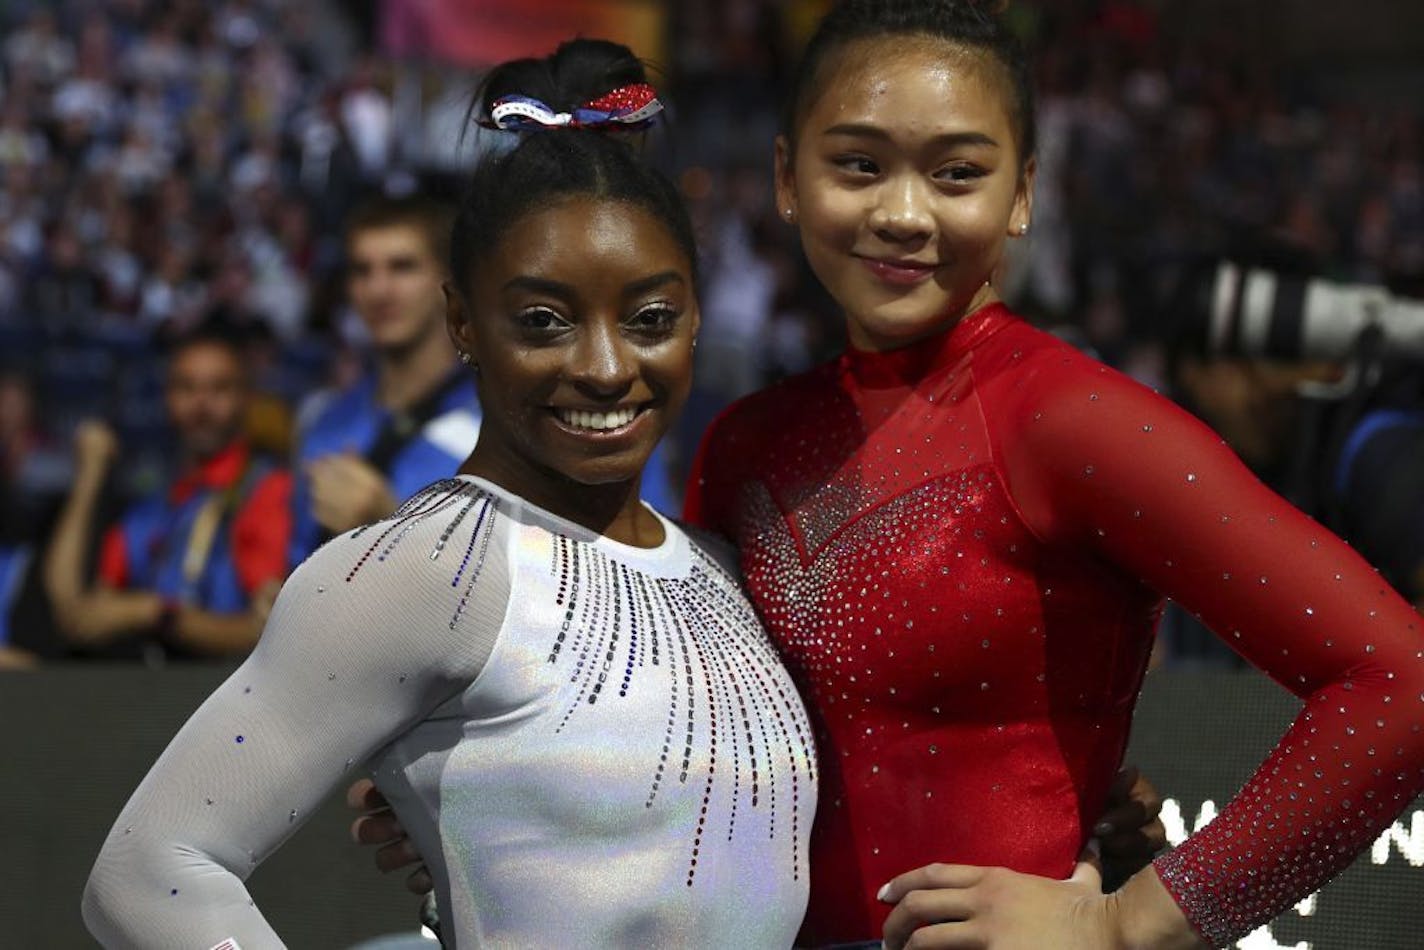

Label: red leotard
[685,303,1424,946]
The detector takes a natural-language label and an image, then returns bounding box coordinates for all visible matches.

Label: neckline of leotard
[453,472,686,565]
[840,302,1014,390]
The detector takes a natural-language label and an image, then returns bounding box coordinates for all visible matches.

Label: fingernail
[877,882,892,901]
[1094,821,1113,835]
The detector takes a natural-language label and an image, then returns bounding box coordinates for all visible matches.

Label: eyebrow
[349,252,422,271]
[822,123,1000,150]
[502,270,686,297]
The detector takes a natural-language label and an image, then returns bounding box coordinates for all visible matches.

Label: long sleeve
[996,352,1424,945]
[82,481,509,949]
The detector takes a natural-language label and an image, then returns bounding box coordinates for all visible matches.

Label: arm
[1006,358,1424,946]
[163,603,266,655]
[82,483,507,948]
[882,356,1421,949]
[43,421,164,644]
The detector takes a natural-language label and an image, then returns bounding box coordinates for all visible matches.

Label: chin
[854,306,958,345]
[533,448,647,489]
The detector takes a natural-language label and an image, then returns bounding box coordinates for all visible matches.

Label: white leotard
[83,476,817,949]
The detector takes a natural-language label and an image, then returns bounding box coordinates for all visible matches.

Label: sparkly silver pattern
[83,476,814,949]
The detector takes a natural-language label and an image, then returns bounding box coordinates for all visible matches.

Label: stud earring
[783,208,795,221]
[1016,223,1029,235]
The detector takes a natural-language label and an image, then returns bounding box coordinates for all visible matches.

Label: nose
[868,174,934,243]
[569,320,636,398]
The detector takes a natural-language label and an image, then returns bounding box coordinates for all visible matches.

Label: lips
[858,256,938,286]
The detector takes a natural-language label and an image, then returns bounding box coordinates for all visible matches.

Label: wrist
[74,459,111,486]
[1110,867,1206,950]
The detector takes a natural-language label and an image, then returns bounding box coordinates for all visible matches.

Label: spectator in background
[289,195,479,565]
[43,326,290,662]
[1332,404,1424,610]
[0,370,68,669]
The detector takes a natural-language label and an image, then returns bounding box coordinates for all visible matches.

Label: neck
[848,284,1000,353]
[458,447,661,549]
[183,435,241,472]
[376,327,457,410]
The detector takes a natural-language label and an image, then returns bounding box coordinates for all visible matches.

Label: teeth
[557,407,638,431]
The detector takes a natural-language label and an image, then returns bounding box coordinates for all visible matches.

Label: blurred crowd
[1,0,1421,668]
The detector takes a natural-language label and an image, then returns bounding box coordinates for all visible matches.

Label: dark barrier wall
[3,667,1421,948]
[3,666,422,949]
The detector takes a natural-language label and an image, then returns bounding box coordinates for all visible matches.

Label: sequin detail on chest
[546,532,816,885]
[346,480,497,630]
[344,482,816,888]
[741,466,1037,711]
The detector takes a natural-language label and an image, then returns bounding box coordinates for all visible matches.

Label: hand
[1093,765,1167,885]
[346,778,431,895]
[73,419,119,473]
[880,861,1116,950]
[307,454,398,535]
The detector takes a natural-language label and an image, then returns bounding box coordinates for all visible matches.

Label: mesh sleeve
[999,356,1424,946]
[82,482,510,949]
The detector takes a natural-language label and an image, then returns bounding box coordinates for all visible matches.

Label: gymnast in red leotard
[685,2,1424,947]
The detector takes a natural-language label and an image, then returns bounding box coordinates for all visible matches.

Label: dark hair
[162,319,249,374]
[449,39,698,298]
[784,0,1035,166]
[345,194,455,273]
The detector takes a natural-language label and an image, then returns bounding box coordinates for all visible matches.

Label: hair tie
[483,83,663,132]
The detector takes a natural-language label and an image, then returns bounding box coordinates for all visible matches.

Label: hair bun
[477,38,655,129]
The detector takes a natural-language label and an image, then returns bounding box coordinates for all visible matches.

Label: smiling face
[448,197,699,495]
[776,37,1034,352]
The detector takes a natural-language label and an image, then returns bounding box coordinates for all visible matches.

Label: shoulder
[420,407,481,464]
[703,361,840,452]
[235,465,293,522]
[974,317,1178,435]
[676,519,742,578]
[297,479,503,577]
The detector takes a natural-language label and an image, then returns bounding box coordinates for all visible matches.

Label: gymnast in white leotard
[82,39,816,950]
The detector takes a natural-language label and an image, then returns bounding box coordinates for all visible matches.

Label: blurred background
[1,0,1422,667]
[1,1,1421,947]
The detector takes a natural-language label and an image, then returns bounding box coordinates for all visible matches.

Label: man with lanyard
[289,195,483,566]
[44,326,291,661]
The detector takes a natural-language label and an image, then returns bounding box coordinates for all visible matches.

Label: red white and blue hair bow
[483,83,663,132]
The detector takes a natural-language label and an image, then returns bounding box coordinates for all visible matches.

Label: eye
[627,302,680,333]
[515,305,569,331]
[832,154,879,177]
[934,163,986,185]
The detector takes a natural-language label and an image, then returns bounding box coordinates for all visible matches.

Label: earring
[1016,223,1029,235]
[458,350,474,367]
[783,208,795,221]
